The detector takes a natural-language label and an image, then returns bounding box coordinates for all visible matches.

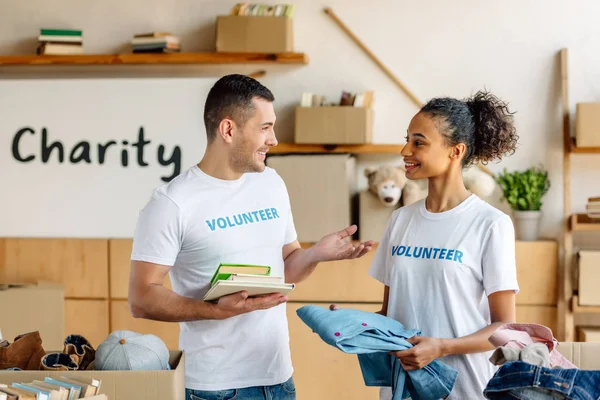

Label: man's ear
[218,118,235,143]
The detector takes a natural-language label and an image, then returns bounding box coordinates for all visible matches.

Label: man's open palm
[311,225,375,263]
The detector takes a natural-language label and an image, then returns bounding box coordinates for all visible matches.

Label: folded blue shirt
[296,305,458,400]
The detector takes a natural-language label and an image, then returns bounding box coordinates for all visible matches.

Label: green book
[210,263,271,285]
[40,29,83,37]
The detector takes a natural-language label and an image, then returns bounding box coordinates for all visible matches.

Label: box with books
[131,32,181,54]
[204,263,295,301]
[216,3,295,53]
[295,90,375,144]
[0,351,185,399]
[37,28,83,55]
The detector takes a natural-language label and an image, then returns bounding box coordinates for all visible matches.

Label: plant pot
[513,210,542,241]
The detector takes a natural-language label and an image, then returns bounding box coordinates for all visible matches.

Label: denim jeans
[483,361,600,399]
[186,377,296,400]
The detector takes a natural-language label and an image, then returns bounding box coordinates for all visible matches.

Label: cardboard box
[578,327,600,342]
[266,154,356,243]
[558,342,600,369]
[358,190,395,242]
[576,103,600,147]
[0,282,64,350]
[578,250,600,306]
[0,351,185,400]
[515,240,558,305]
[216,15,293,53]
[295,106,373,144]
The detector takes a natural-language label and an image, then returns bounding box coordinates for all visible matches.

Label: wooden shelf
[570,214,600,232]
[572,295,600,313]
[0,52,309,66]
[571,146,600,154]
[269,143,404,154]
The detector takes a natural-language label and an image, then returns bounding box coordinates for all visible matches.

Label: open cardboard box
[0,281,64,350]
[0,351,185,400]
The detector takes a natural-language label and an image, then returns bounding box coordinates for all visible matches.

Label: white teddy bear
[364,165,496,207]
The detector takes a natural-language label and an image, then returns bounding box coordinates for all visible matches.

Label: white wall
[1,0,599,240]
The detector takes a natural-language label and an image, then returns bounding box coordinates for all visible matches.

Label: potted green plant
[495,166,551,241]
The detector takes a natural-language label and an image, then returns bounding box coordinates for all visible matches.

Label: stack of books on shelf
[0,376,103,399]
[586,196,600,220]
[230,3,295,17]
[131,32,181,53]
[300,90,375,107]
[37,28,83,55]
[203,263,295,301]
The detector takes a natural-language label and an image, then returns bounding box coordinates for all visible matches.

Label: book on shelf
[230,3,295,17]
[299,90,374,108]
[37,28,83,55]
[587,196,600,219]
[131,32,181,53]
[204,263,294,301]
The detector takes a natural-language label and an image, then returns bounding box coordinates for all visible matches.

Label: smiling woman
[371,90,520,400]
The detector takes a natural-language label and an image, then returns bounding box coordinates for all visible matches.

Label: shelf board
[572,295,600,313]
[568,137,600,154]
[0,52,309,66]
[269,143,404,154]
[570,214,600,232]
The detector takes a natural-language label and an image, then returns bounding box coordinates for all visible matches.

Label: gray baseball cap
[95,330,170,371]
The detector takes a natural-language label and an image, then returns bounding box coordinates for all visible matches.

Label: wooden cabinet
[65,299,109,348]
[287,302,381,400]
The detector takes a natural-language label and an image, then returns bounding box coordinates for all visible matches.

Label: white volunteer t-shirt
[369,194,519,400]
[131,165,297,391]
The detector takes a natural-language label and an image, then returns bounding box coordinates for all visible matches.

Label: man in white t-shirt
[128,74,375,400]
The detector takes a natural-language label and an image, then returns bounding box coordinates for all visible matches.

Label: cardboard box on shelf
[578,327,600,342]
[0,351,185,400]
[358,190,395,242]
[216,16,293,53]
[578,250,600,306]
[266,154,356,243]
[0,281,64,350]
[576,102,600,147]
[294,106,373,144]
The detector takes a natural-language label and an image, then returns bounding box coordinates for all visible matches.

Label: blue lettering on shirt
[206,207,281,231]
[391,245,464,262]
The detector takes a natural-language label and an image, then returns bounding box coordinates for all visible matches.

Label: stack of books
[37,28,83,55]
[586,196,600,220]
[0,376,102,399]
[203,263,295,301]
[230,3,295,17]
[131,32,181,53]
[300,90,375,108]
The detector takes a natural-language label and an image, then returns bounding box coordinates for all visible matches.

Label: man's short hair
[203,74,275,141]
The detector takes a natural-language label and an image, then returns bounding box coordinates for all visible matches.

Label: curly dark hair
[204,74,275,141]
[420,90,519,166]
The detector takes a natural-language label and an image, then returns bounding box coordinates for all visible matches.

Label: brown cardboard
[0,351,185,400]
[358,190,395,242]
[294,106,373,144]
[515,240,558,305]
[266,154,356,243]
[558,342,600,369]
[216,15,293,53]
[578,250,600,306]
[578,327,600,342]
[0,282,64,350]
[576,103,600,147]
